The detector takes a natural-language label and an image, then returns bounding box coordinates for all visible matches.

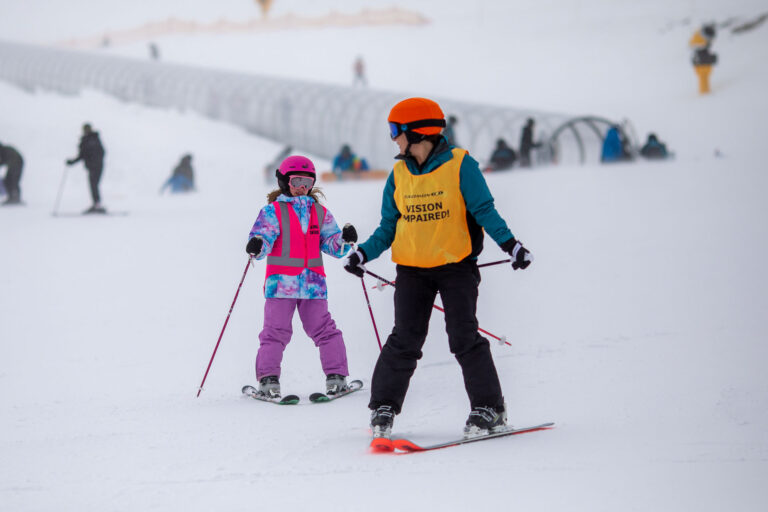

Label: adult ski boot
[463,405,508,438]
[370,405,395,439]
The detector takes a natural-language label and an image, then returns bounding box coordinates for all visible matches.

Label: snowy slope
[1,1,768,511]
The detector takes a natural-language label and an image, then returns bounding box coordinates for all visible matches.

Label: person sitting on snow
[332,144,369,175]
[640,133,670,160]
[487,138,518,171]
[160,154,195,193]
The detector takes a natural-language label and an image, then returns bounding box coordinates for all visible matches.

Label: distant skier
[443,115,459,146]
[160,154,195,193]
[344,97,533,441]
[66,123,106,214]
[601,125,632,163]
[639,133,670,160]
[487,138,517,171]
[352,56,367,87]
[149,42,160,61]
[332,144,369,175]
[519,118,541,168]
[689,24,718,94]
[246,155,358,399]
[0,141,24,205]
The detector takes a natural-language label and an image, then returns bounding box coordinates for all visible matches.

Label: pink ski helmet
[278,155,315,177]
[276,155,316,195]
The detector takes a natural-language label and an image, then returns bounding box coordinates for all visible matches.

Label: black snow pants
[368,259,504,414]
[86,162,103,204]
[3,162,23,202]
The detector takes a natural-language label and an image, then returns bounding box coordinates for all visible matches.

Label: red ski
[391,422,554,453]
[369,437,394,453]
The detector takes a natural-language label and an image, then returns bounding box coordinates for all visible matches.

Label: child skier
[246,155,358,398]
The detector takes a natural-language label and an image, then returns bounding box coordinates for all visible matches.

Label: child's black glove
[246,236,264,257]
[500,237,533,270]
[344,249,366,277]
[341,223,358,244]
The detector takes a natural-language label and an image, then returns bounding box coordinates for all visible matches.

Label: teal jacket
[359,137,514,263]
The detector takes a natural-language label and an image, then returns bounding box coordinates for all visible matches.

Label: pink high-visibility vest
[266,201,326,277]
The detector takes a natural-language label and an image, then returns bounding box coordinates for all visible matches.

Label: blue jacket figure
[332,145,369,175]
[161,154,195,193]
[601,126,631,163]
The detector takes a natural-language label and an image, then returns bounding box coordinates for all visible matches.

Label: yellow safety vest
[391,148,472,267]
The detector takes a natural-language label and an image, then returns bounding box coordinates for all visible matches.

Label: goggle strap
[402,118,447,130]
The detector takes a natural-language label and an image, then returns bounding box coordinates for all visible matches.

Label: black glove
[344,249,366,277]
[246,236,264,257]
[341,223,358,244]
[65,159,74,166]
[500,237,533,270]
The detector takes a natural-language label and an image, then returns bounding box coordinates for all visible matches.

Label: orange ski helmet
[388,97,446,141]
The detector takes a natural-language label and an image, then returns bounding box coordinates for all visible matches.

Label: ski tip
[279,395,300,405]
[392,439,423,452]
[310,392,330,403]
[369,438,394,453]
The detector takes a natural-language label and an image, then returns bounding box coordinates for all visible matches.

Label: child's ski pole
[196,257,252,397]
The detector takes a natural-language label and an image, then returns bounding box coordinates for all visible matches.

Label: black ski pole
[363,268,510,347]
[370,258,512,291]
[478,258,511,268]
[360,274,383,351]
[52,165,70,216]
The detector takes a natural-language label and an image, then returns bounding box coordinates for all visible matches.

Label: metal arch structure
[547,115,635,165]
[0,40,580,170]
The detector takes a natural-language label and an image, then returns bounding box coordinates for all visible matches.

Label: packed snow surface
[1,1,767,510]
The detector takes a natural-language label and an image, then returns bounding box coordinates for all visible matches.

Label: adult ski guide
[241,385,300,405]
[369,422,554,453]
[309,379,364,403]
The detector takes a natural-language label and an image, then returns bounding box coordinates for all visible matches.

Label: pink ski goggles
[289,175,315,188]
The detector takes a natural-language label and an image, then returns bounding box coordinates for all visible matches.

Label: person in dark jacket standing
[66,123,106,213]
[0,141,24,205]
[344,97,533,444]
[443,115,458,146]
[519,118,541,168]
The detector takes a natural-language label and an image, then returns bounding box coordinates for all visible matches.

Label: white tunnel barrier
[0,40,583,169]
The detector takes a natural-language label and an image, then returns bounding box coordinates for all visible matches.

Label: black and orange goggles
[388,118,446,140]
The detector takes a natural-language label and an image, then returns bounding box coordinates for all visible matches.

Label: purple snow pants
[256,298,348,379]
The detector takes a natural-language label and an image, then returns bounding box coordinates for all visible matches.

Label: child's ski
[390,422,554,453]
[309,379,364,403]
[241,385,300,405]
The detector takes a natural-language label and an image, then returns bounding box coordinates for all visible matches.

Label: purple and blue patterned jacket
[248,194,351,299]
